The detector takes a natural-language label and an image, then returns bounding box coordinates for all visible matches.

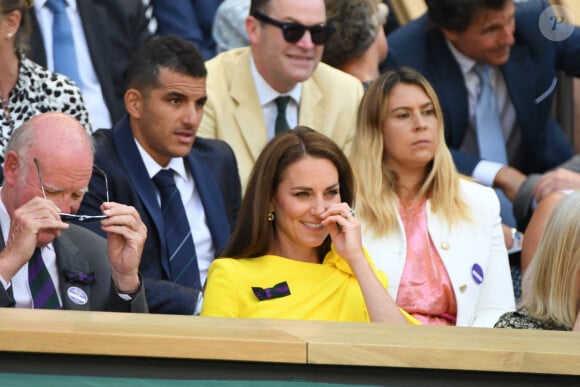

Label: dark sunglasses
[252,10,335,45]
[34,158,110,223]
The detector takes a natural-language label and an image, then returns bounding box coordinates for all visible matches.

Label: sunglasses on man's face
[33,158,110,223]
[252,10,335,45]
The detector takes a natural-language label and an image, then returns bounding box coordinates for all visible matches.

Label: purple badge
[471,263,484,284]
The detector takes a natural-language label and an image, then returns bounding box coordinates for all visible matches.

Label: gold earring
[267,210,275,222]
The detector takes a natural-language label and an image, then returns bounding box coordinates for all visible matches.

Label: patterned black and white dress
[494,308,571,331]
[0,52,91,164]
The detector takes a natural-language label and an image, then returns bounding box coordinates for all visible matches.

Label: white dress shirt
[33,0,112,131]
[135,140,214,285]
[250,54,302,140]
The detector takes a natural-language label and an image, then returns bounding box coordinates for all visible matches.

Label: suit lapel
[298,76,323,132]
[77,0,112,94]
[186,153,231,254]
[426,32,470,147]
[113,116,170,276]
[29,11,48,66]
[54,231,92,311]
[231,50,268,162]
[501,44,536,145]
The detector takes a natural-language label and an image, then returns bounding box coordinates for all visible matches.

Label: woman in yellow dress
[201,126,416,324]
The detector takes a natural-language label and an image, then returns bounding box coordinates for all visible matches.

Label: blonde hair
[350,67,472,236]
[519,191,580,329]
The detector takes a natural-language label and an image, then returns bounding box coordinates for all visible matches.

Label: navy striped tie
[28,248,61,309]
[153,169,200,288]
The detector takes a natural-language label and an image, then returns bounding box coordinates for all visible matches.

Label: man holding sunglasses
[77,36,241,315]
[198,0,364,191]
[0,112,148,312]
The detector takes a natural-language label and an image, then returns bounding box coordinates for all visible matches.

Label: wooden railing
[1,309,580,385]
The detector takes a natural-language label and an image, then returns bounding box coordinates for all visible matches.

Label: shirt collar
[445,39,477,77]
[250,53,302,106]
[134,138,188,181]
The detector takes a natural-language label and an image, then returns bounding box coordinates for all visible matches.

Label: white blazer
[362,179,516,327]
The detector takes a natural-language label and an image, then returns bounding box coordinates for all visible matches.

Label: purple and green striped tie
[28,248,61,309]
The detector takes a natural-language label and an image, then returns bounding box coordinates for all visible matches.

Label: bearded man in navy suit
[78,35,241,315]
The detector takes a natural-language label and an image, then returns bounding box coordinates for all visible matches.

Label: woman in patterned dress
[495,191,580,331]
[0,0,91,171]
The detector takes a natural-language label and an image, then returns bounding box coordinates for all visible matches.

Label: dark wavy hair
[425,0,509,32]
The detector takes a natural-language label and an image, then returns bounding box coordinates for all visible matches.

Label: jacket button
[459,284,467,293]
[441,242,449,250]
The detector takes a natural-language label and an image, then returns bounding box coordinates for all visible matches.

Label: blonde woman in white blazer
[351,68,515,327]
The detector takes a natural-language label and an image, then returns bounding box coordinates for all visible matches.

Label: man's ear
[124,89,143,119]
[441,28,459,44]
[246,15,261,44]
[3,151,20,187]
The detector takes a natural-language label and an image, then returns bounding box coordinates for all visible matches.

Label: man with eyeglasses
[0,112,148,312]
[198,0,364,191]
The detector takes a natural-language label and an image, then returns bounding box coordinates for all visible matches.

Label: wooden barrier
[1,309,580,385]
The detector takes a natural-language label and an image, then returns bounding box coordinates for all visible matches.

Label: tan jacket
[199,47,364,191]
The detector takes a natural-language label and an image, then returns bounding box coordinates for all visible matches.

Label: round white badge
[67,286,88,305]
[538,5,575,42]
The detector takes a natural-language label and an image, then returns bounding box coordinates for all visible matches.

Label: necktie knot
[152,169,176,189]
[474,63,491,86]
[275,95,291,111]
[46,0,66,14]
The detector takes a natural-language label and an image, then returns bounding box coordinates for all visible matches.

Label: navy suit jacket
[152,0,223,60]
[387,0,579,176]
[27,0,152,124]
[79,115,241,314]
[0,224,147,312]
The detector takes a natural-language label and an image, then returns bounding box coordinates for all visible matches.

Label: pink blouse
[396,198,457,326]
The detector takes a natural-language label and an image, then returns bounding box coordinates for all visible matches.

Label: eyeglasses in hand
[251,10,335,45]
[34,158,109,223]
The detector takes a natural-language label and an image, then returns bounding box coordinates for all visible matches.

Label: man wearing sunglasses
[0,112,148,312]
[198,0,364,191]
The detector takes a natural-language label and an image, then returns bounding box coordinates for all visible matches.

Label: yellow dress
[201,245,418,324]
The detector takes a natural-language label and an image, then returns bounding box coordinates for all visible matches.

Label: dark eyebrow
[165,91,186,99]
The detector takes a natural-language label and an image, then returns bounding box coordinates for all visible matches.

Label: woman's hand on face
[321,203,365,263]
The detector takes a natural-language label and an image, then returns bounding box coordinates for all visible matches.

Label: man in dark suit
[152,0,223,60]
[28,0,153,130]
[387,0,580,231]
[78,35,241,315]
[0,112,148,312]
